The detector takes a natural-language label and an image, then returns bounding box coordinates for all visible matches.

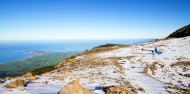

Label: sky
[0,0,190,40]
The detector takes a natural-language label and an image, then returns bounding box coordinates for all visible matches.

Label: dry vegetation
[80,44,129,55]
[170,61,190,67]
[164,85,190,94]
[56,44,129,69]
[143,62,165,75]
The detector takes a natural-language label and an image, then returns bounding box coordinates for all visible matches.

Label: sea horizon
[0,39,155,63]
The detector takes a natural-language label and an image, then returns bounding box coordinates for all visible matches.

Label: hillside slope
[0,52,77,78]
[0,36,190,94]
[167,24,190,38]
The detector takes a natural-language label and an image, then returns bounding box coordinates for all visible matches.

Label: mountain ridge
[167,24,190,38]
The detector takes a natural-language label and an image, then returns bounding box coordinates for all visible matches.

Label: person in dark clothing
[155,47,157,52]
[151,50,154,55]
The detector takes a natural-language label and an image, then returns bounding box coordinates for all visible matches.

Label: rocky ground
[0,37,190,94]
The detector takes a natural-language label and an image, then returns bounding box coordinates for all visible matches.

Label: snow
[0,36,190,94]
[119,58,168,94]
[96,36,190,93]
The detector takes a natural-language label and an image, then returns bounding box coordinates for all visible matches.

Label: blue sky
[0,0,190,40]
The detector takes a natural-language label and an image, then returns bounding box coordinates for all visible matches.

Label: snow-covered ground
[0,37,190,94]
[119,58,168,94]
[96,36,190,93]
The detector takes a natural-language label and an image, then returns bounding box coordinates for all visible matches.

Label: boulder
[169,81,174,85]
[24,72,33,77]
[58,80,94,94]
[59,70,65,74]
[5,79,25,88]
[27,76,37,81]
[106,86,131,94]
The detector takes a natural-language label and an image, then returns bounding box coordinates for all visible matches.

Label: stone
[5,79,25,88]
[170,91,176,94]
[23,72,33,77]
[106,86,131,94]
[169,81,174,85]
[59,70,65,74]
[139,87,145,92]
[58,80,94,94]
[42,81,49,84]
[178,80,182,83]
[27,76,37,81]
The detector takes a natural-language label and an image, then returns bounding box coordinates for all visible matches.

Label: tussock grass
[30,65,55,75]
[80,44,129,55]
[183,74,190,78]
[164,85,190,94]
[126,56,135,60]
[170,61,190,67]
[144,62,165,75]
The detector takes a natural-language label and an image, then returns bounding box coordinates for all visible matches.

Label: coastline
[1,37,189,94]
[0,51,79,78]
[0,39,155,64]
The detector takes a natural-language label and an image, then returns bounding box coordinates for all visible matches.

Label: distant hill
[167,24,190,38]
[0,52,78,78]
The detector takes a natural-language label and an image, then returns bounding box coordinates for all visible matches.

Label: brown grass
[126,56,135,60]
[107,57,123,71]
[184,89,190,94]
[80,44,129,55]
[56,44,129,68]
[183,74,190,78]
[164,85,190,94]
[143,62,165,75]
[170,61,190,67]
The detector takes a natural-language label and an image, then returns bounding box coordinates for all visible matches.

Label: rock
[178,80,182,83]
[4,77,11,80]
[42,81,49,84]
[169,81,174,85]
[24,72,33,77]
[106,86,131,94]
[58,80,94,94]
[42,73,49,76]
[139,87,145,92]
[170,91,176,94]
[5,79,25,88]
[59,70,65,74]
[27,76,37,81]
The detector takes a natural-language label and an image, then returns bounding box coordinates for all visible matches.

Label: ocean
[0,39,154,63]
